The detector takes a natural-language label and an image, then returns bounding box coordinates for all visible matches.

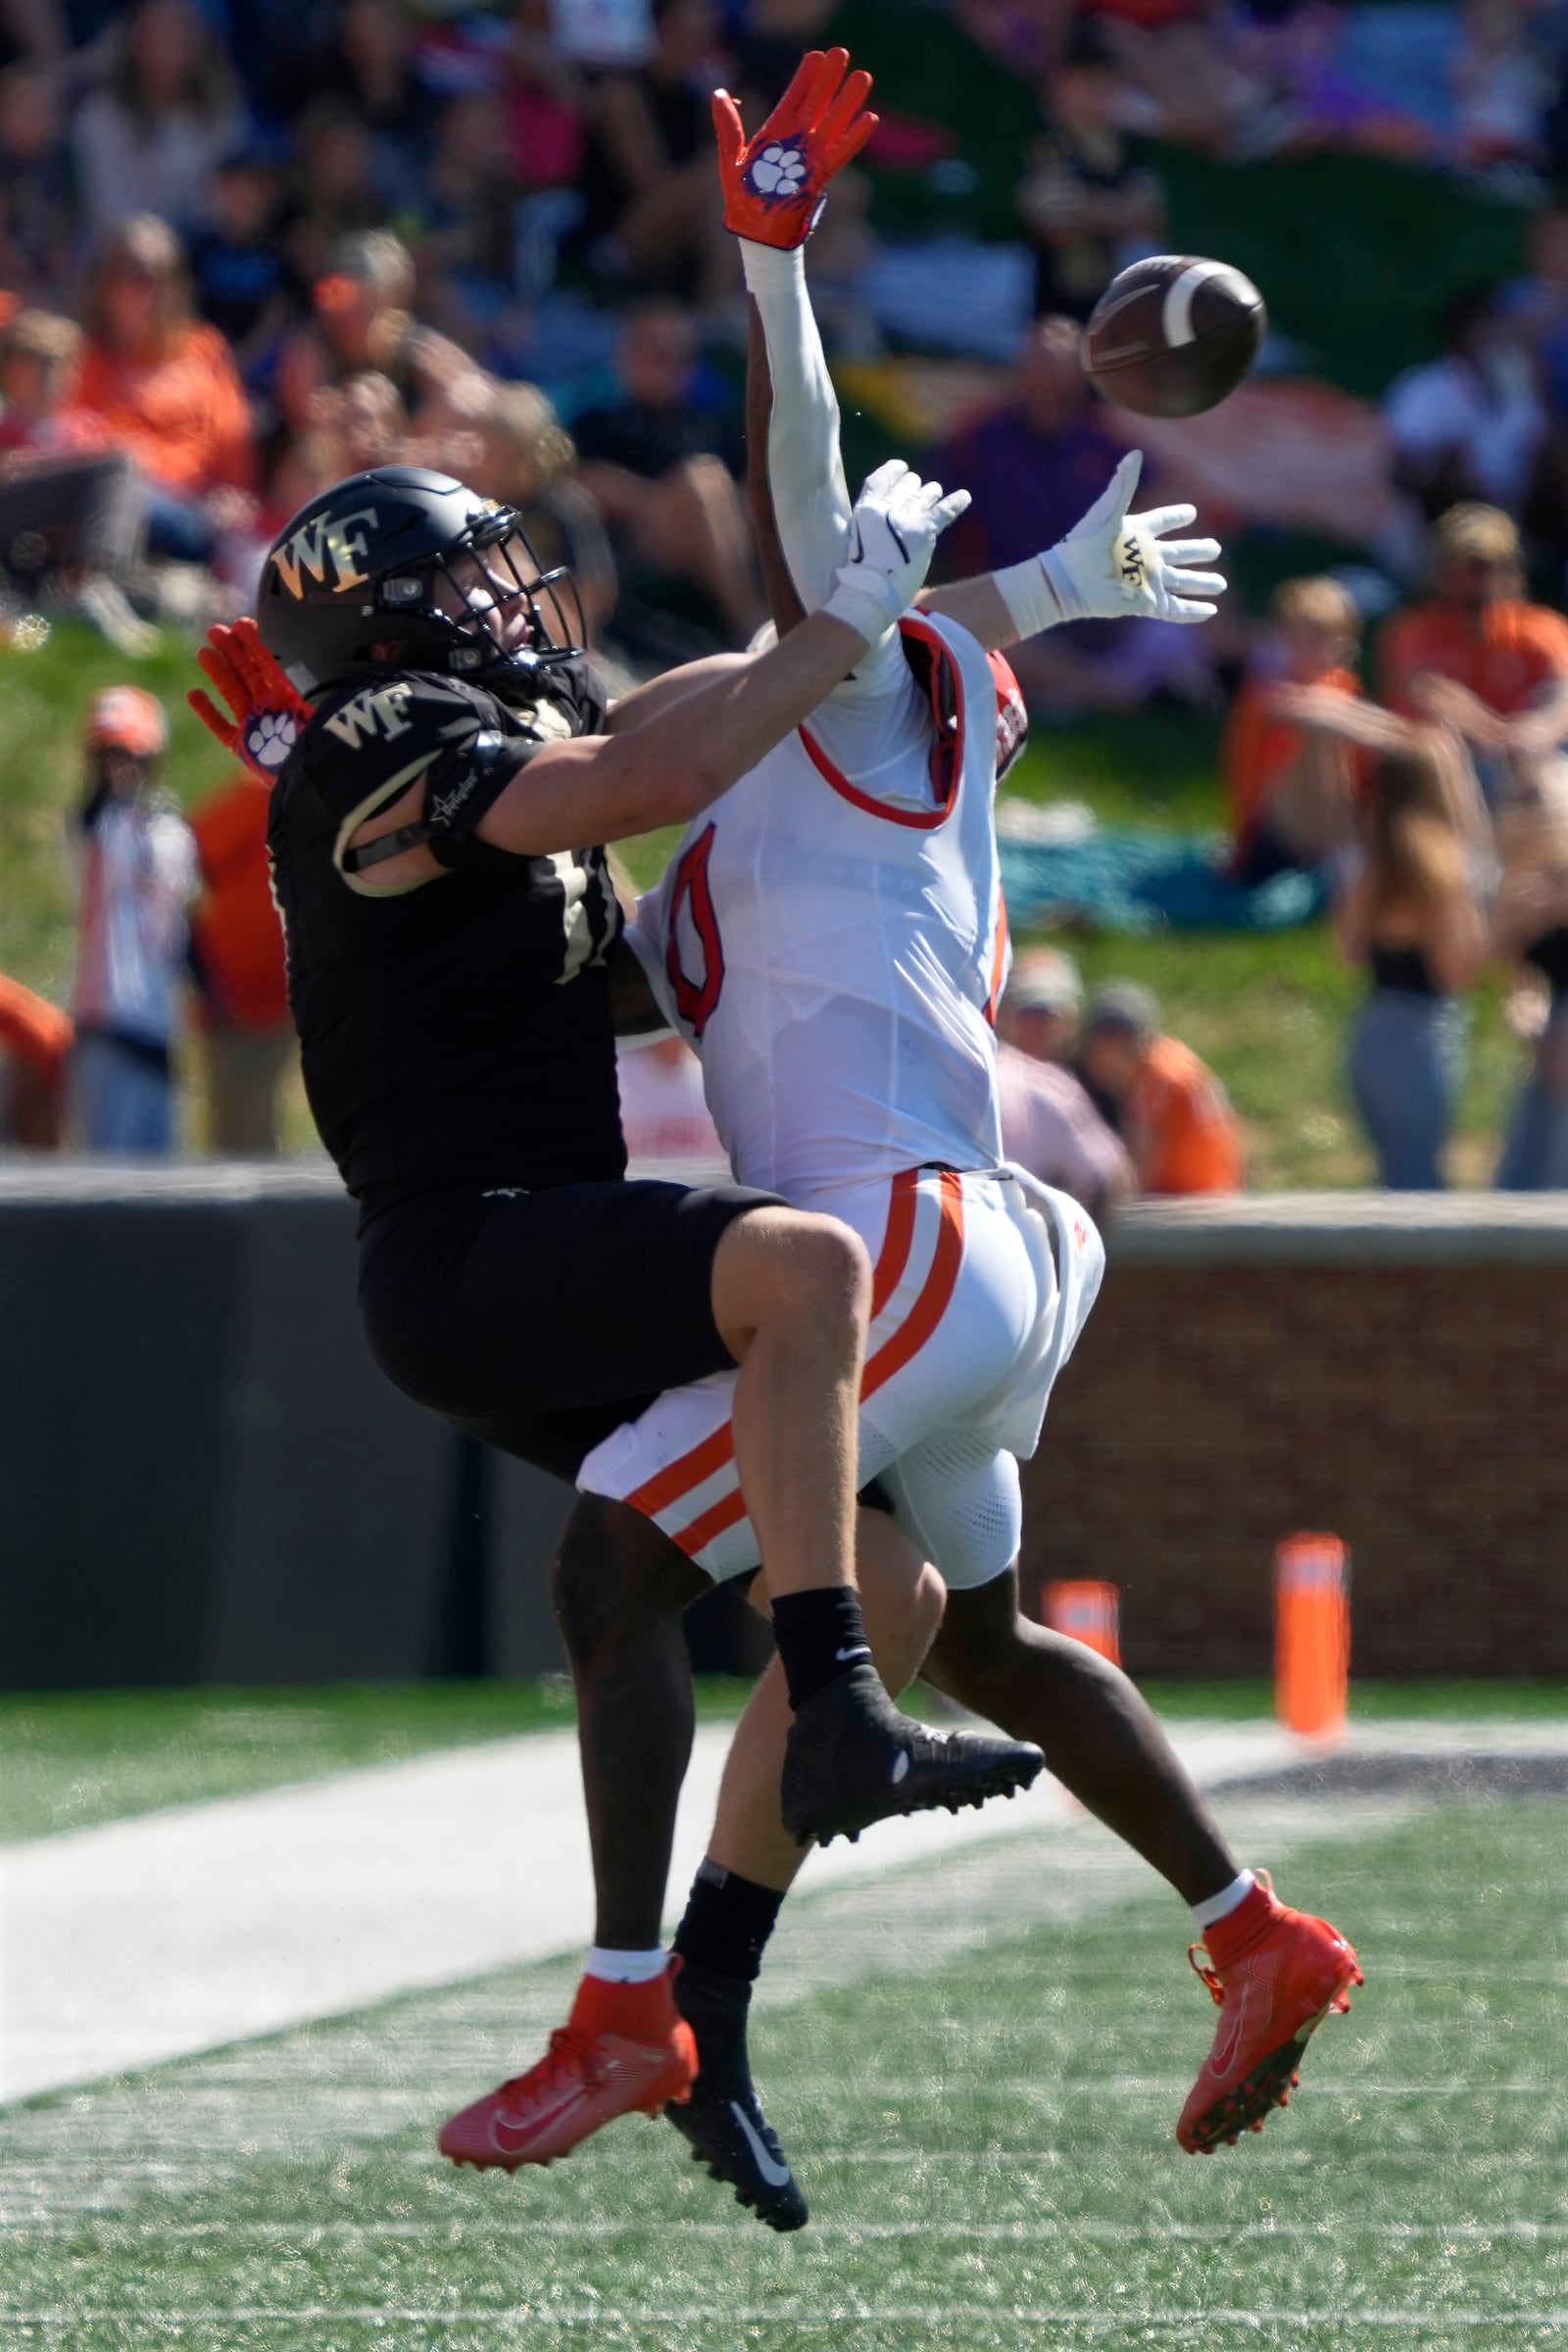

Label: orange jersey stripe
[861,1169,964,1402]
[627,1419,735,1520]
[985,892,1009,1028]
[869,1167,918,1321]
[671,1485,751,1561]
[634,1169,963,1545]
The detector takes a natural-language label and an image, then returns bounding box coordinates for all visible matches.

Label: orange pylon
[1274,1535,1349,1737]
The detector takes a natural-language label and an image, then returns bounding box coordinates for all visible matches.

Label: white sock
[585,1944,668,1984]
[1190,1870,1255,1933]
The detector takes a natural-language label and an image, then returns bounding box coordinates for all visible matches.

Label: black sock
[770,1585,872,1711]
[673,1858,785,1985]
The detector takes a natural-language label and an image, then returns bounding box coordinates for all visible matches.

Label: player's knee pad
[880,1432,1022,1595]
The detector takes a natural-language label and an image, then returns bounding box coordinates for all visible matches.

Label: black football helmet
[257,466,588,698]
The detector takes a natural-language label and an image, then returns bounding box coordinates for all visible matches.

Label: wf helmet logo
[272,508,379,600]
[746,142,808,200]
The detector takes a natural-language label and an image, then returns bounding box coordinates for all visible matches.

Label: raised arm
[712,50,876,624]
[350,462,967,880]
[187,459,966,889]
[917,451,1227,652]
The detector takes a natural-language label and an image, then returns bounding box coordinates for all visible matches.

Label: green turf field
[4,1680,1563,1844]
[3,1788,1563,2349]
[0,1679,759,1843]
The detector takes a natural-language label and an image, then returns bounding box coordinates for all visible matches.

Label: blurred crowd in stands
[3,0,1568,1195]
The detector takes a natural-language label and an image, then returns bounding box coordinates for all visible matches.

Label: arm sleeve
[742,240,912,721]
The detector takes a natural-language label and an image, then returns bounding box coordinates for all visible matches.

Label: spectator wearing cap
[997,949,1133,1217]
[187,762,294,1154]
[71,684,197,1153]
[1077,982,1244,1195]
[0,970,73,1149]
[1379,504,1568,814]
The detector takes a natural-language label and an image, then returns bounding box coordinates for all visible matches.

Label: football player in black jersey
[191,456,1044,2172]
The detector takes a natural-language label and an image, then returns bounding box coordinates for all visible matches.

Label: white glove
[998,451,1226,634]
[822,459,971,646]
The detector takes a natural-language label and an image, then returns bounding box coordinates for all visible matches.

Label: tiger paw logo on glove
[714,48,877,251]
[746,142,808,201]
[189,614,312,785]
[245,710,299,770]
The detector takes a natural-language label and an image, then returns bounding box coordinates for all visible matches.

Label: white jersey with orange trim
[592,605,1104,1594]
[626,608,1011,1209]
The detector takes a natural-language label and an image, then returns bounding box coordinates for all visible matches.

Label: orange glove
[712,46,878,250]
[188,616,311,782]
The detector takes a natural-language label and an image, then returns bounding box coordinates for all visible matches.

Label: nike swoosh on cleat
[1207,1981,1250,2078]
[489,2058,628,2153]
[729,2101,794,2189]
[890,1750,910,1785]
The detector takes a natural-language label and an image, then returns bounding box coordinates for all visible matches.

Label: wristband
[994,553,1068,638]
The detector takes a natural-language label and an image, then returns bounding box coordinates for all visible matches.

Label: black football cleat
[665,1961,808,2232]
[780,1661,1044,1847]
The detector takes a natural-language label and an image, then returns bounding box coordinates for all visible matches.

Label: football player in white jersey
[577,50,1361,2230]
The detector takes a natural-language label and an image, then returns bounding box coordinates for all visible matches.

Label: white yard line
[4,2308,1566,2333]
[0,1719,1305,2106]
[2,1715,1564,2108]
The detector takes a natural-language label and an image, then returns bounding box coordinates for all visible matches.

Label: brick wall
[1018,1197,1568,1678]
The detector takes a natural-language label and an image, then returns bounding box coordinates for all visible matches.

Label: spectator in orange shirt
[72,212,258,572]
[1225,577,1368,887]
[0,970,72,1148]
[1379,503,1568,811]
[187,766,294,1153]
[1077,982,1244,1195]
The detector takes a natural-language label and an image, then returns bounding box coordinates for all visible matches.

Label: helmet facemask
[383,511,588,687]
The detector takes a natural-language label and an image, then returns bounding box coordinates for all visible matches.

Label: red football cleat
[1177,1872,1362,2155]
[439,1964,697,2172]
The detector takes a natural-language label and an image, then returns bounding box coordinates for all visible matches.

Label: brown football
[1083,255,1266,418]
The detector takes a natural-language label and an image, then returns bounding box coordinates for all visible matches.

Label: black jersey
[268,667,624,1203]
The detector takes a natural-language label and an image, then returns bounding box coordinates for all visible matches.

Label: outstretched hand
[823,458,971,646]
[189,616,311,783]
[713,46,878,250]
[1041,452,1228,627]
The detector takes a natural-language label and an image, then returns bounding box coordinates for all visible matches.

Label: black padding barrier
[0,1167,567,1688]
